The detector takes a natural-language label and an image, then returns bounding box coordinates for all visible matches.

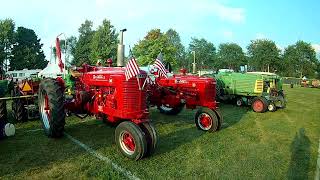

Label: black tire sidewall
[195,107,219,132]
[115,121,147,160]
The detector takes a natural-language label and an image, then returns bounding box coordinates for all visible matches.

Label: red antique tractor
[38,30,157,160]
[145,66,223,132]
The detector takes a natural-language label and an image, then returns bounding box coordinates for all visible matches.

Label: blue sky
[0,0,319,61]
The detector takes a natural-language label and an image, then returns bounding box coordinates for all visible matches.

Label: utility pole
[192,51,196,74]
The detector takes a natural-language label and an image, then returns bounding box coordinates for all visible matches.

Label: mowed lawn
[0,85,319,179]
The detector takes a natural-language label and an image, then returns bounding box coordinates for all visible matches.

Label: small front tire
[115,121,147,160]
[195,107,219,132]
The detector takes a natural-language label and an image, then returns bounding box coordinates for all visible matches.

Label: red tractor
[145,66,223,132]
[38,30,157,160]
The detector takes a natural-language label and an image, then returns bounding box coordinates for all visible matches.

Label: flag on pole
[125,57,140,81]
[154,53,168,78]
[55,37,64,73]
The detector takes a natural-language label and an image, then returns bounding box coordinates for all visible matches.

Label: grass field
[0,85,319,179]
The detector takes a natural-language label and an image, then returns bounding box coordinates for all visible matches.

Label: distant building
[6,69,42,81]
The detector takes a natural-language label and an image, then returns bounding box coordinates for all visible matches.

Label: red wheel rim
[198,113,212,130]
[121,132,135,153]
[44,95,51,120]
[253,100,263,112]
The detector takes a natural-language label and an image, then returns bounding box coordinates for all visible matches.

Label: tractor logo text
[175,79,187,84]
[93,75,105,79]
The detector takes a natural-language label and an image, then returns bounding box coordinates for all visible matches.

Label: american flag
[125,57,140,81]
[154,53,168,78]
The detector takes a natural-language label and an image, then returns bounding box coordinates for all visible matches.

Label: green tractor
[208,70,286,113]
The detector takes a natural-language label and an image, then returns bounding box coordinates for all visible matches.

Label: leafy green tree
[73,20,94,66]
[90,19,118,65]
[133,29,177,66]
[217,43,246,71]
[165,29,185,68]
[10,27,47,70]
[0,19,15,71]
[283,41,318,77]
[247,39,281,72]
[188,38,216,70]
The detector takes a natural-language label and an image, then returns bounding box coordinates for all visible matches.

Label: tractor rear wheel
[139,122,157,156]
[158,103,184,115]
[38,78,65,138]
[195,107,219,132]
[115,121,147,160]
[12,87,27,122]
[0,100,7,123]
[252,97,268,113]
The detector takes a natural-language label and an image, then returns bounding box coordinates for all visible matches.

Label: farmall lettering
[93,74,105,79]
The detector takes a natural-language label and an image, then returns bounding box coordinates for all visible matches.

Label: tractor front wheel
[139,122,157,156]
[267,103,277,112]
[195,107,219,132]
[115,121,147,160]
[38,78,65,138]
[252,97,268,113]
[158,103,184,115]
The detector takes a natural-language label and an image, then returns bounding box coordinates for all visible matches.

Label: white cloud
[312,44,320,53]
[221,30,234,40]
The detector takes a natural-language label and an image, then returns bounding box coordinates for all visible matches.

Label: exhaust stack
[117,29,127,67]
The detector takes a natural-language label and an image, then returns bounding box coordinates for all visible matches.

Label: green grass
[0,85,319,179]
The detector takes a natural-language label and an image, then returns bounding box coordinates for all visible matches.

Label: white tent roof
[38,63,66,78]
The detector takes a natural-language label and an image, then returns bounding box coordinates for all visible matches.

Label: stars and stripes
[154,53,168,78]
[125,57,140,81]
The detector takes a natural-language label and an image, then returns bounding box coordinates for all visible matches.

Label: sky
[0,0,319,61]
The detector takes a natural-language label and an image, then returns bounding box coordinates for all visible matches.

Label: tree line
[0,19,47,71]
[1,18,319,79]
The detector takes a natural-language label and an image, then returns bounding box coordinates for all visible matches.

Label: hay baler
[212,71,286,113]
[145,68,223,132]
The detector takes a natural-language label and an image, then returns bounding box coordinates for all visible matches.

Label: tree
[217,43,246,71]
[0,19,15,71]
[283,41,318,77]
[90,19,118,65]
[73,20,94,66]
[133,29,177,67]
[247,39,281,72]
[188,38,216,70]
[165,29,185,68]
[10,27,47,70]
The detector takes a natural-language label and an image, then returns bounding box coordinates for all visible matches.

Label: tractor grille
[204,83,216,100]
[254,80,264,93]
[122,79,146,111]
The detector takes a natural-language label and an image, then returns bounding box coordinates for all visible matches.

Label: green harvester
[209,71,286,113]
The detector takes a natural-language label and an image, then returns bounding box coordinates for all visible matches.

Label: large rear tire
[0,100,7,123]
[158,103,184,115]
[38,78,65,138]
[252,97,268,113]
[195,107,219,132]
[12,88,27,122]
[139,122,157,156]
[115,121,147,160]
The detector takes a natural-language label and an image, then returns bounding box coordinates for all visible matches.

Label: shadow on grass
[287,128,311,179]
[156,126,204,155]
[218,103,248,129]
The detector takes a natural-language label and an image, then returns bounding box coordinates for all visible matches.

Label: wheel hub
[120,131,135,155]
[198,113,212,130]
[253,100,263,112]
